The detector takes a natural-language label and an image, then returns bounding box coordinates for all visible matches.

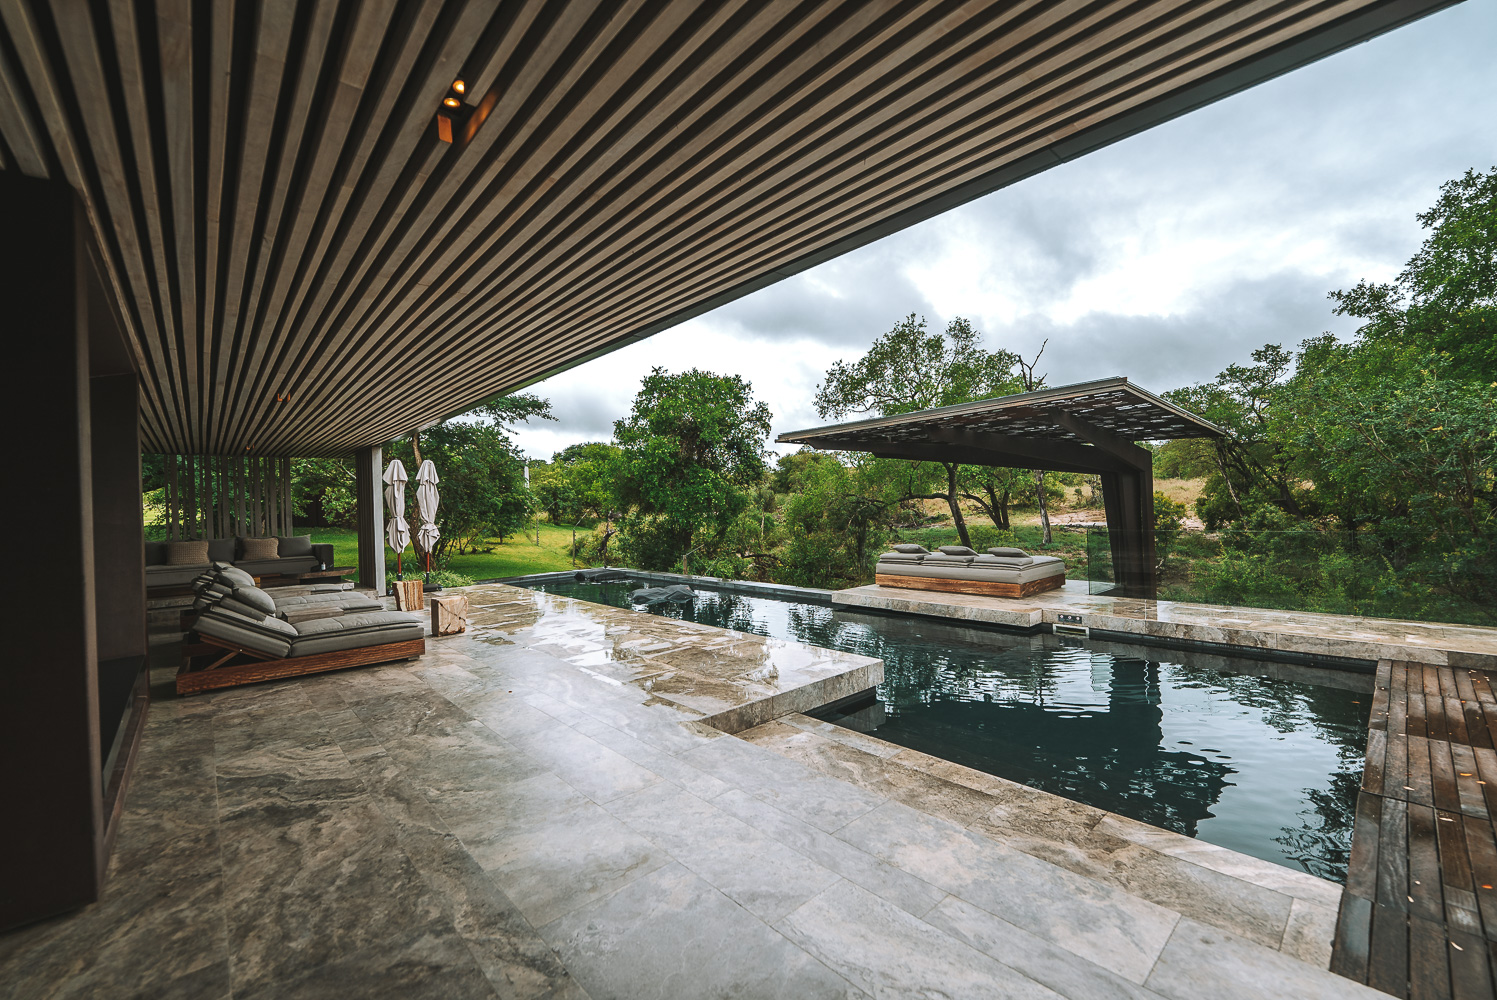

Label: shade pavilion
[778,378,1226,596]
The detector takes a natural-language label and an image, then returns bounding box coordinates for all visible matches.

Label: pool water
[525,577,1372,882]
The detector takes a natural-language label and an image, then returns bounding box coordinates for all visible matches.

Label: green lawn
[308,522,587,582]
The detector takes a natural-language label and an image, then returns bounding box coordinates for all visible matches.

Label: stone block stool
[430,593,469,636]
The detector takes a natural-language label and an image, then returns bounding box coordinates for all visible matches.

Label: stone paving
[0,584,1386,999]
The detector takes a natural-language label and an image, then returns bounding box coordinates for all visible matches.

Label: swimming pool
[524,576,1372,882]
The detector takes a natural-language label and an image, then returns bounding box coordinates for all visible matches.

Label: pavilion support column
[1099,467,1157,599]
[356,445,385,594]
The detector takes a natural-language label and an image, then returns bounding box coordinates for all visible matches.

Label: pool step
[739,713,1343,967]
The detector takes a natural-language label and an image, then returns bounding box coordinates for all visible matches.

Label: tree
[814,315,1022,547]
[612,368,773,570]
[1015,340,1053,543]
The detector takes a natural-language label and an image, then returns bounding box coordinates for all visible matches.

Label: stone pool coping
[834,581,1497,670]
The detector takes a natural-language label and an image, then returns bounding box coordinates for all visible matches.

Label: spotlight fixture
[436,79,472,144]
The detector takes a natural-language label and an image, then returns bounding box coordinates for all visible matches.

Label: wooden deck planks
[1335,660,1497,998]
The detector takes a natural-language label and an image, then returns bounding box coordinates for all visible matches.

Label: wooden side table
[393,579,423,611]
[430,594,469,636]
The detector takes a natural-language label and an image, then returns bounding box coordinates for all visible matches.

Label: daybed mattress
[876,555,1065,584]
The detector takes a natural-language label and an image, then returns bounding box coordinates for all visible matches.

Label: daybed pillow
[228,584,277,616]
[938,545,976,556]
[218,596,269,621]
[988,547,1028,558]
[216,565,257,588]
[276,534,314,557]
[166,540,210,565]
[238,536,280,560]
[892,543,928,554]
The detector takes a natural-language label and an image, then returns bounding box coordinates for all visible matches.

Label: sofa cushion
[877,552,925,563]
[146,563,212,587]
[277,534,314,557]
[891,543,929,554]
[167,540,211,565]
[923,554,975,567]
[145,541,167,566]
[239,536,280,560]
[207,538,236,563]
[937,545,976,556]
[234,556,319,576]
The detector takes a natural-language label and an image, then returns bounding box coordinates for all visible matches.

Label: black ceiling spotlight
[436,79,471,144]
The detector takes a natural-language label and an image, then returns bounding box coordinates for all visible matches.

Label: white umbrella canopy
[383,460,411,568]
[414,460,441,559]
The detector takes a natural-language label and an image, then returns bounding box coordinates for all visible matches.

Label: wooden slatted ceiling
[776,377,1226,449]
[0,0,1456,456]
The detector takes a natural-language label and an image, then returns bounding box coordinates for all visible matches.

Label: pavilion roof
[777,377,1223,473]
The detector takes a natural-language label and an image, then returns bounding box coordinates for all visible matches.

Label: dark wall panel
[0,171,103,929]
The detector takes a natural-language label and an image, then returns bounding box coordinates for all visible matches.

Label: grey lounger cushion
[877,552,926,563]
[274,593,383,613]
[195,608,298,657]
[290,611,423,656]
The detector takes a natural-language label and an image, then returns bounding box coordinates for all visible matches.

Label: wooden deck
[1332,660,1497,998]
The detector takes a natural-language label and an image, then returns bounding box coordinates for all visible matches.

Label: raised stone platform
[464,584,882,733]
[835,582,1497,669]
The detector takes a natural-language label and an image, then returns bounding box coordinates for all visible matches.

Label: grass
[306,522,587,581]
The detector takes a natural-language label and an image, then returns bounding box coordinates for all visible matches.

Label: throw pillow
[207,538,237,563]
[987,547,1028,558]
[276,534,314,557]
[144,541,167,565]
[891,543,929,554]
[937,545,976,556]
[166,540,211,565]
[239,536,280,560]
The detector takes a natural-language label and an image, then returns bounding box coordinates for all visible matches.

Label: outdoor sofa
[145,534,336,589]
[875,544,1066,597]
[177,565,423,694]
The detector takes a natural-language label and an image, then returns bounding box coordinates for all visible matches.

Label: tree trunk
[1034,470,1052,544]
[944,463,971,548]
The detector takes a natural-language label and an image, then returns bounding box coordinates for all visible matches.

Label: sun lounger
[177,605,425,694]
[875,544,1065,597]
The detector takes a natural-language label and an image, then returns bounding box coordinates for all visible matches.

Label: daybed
[187,563,381,624]
[875,545,1066,597]
[145,535,336,589]
[177,566,422,694]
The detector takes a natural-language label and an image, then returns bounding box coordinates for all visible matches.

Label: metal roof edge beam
[1050,412,1152,471]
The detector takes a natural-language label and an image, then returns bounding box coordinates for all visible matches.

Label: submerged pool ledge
[834,582,1497,669]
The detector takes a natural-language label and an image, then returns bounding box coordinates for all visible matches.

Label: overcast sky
[511,1,1497,460]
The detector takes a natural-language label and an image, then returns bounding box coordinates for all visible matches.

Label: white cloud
[511,1,1497,459]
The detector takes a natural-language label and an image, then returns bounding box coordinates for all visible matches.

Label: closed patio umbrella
[414,460,441,579]
[383,459,410,579]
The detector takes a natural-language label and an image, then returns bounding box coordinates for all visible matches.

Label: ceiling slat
[0,0,1454,455]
